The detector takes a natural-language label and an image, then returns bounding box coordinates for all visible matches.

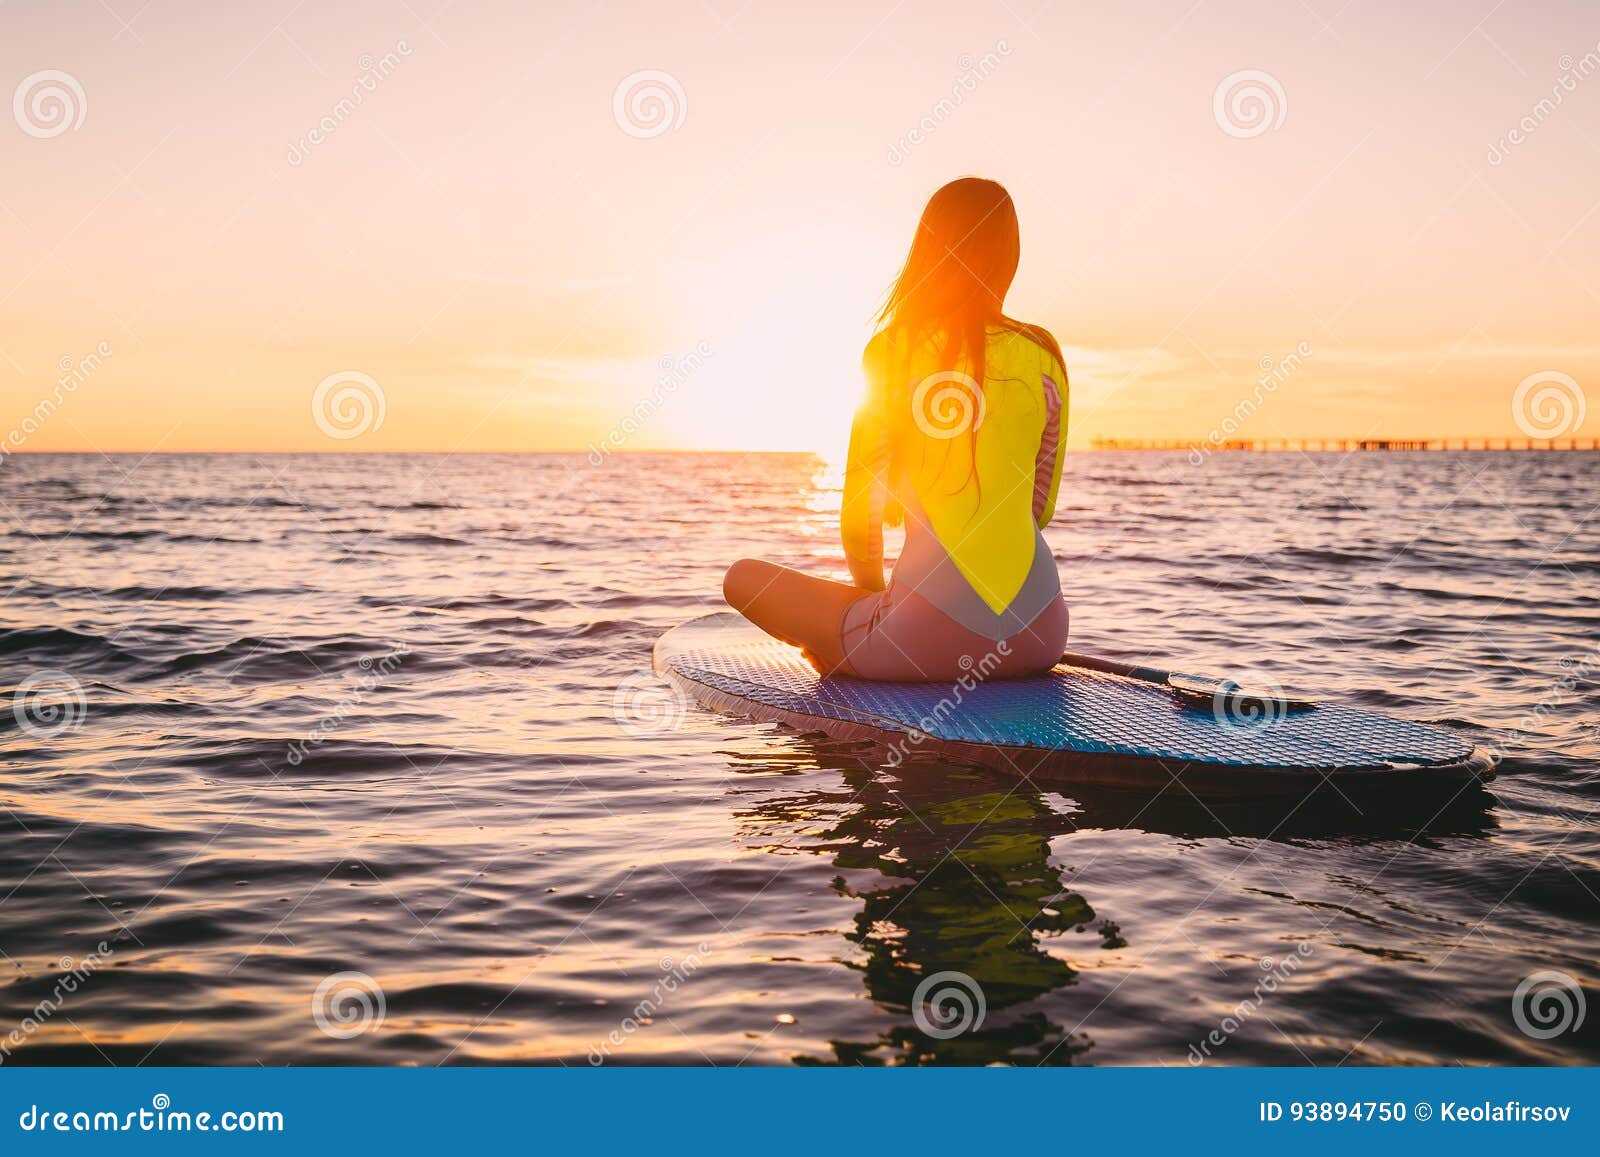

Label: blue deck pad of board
[655,614,1477,772]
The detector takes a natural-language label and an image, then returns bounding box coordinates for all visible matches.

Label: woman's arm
[1033,359,1067,528]
[841,352,890,592]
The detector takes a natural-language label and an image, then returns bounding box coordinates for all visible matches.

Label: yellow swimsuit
[838,324,1068,679]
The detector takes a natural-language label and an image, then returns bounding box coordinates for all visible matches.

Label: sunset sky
[2,0,1598,455]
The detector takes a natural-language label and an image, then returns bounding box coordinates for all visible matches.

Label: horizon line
[5,442,1598,456]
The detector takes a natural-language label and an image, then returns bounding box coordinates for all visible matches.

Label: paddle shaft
[1059,650,1173,685]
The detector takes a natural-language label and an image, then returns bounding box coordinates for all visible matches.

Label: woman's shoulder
[862,327,895,362]
[862,325,942,378]
[861,330,900,389]
[991,319,1066,376]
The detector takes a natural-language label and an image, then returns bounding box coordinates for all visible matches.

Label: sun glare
[653,230,886,458]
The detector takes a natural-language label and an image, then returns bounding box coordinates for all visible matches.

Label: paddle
[1059,650,1318,713]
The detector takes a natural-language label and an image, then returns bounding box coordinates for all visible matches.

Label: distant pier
[1089,437,1599,452]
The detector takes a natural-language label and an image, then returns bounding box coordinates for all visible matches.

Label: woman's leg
[722,559,869,674]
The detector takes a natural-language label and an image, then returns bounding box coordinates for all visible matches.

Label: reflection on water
[732,735,1499,1065]
[753,752,1093,1064]
[1,451,1595,1064]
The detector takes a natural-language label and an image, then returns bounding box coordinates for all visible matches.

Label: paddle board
[652,613,1495,795]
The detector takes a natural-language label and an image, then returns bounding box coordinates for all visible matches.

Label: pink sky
[2,0,1598,454]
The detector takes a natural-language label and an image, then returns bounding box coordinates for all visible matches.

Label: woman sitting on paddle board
[724,177,1070,680]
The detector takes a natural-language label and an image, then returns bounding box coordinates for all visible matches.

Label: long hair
[873,178,1064,495]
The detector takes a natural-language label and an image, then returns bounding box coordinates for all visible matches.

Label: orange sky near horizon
[2,0,1598,457]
